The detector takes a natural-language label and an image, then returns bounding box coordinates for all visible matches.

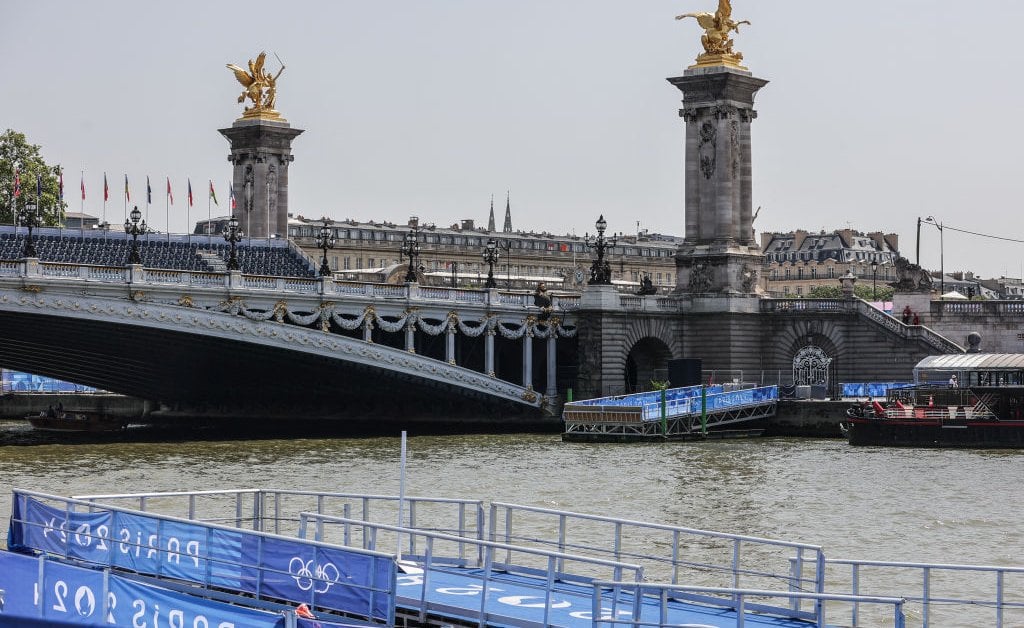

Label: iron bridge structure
[0,259,579,423]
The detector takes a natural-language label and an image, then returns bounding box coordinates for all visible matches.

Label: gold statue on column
[676,0,750,70]
[226,51,287,121]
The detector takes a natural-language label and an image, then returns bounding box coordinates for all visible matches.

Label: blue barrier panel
[8,492,396,624]
[0,549,285,626]
[841,383,913,398]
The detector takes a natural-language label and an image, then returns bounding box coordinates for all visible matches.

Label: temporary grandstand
[0,226,316,278]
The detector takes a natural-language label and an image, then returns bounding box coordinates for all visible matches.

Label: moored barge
[844,353,1024,447]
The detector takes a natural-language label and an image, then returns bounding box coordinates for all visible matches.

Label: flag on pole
[166,177,173,204]
[13,167,20,198]
[80,173,85,201]
[124,174,130,202]
[187,179,193,207]
[209,180,218,206]
[58,169,64,201]
[229,182,236,210]
[146,176,152,204]
[103,173,109,201]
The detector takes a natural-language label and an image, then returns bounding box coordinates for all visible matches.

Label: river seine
[1,422,1022,626]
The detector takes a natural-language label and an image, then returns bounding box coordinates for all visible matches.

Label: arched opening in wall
[791,340,837,398]
[625,337,673,393]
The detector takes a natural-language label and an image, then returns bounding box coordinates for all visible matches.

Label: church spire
[487,194,496,232]
[502,190,513,233]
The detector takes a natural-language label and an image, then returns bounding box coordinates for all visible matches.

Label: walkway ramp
[562,384,778,442]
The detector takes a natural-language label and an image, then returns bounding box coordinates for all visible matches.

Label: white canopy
[941,290,967,299]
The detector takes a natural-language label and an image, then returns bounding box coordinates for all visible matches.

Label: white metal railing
[299,513,644,628]
[592,582,906,628]
[487,502,825,604]
[824,558,1024,627]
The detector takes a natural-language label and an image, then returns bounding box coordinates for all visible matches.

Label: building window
[828,267,835,279]
[343,257,351,270]
[796,286,803,296]
[784,269,791,279]
[368,258,375,268]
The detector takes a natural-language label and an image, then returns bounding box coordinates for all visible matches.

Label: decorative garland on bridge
[211,298,578,340]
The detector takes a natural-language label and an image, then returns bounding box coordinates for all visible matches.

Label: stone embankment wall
[0,394,146,420]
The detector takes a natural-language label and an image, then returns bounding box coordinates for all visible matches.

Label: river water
[1,421,1022,626]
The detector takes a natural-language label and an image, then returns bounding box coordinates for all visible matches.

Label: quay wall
[768,400,845,438]
[0,394,147,420]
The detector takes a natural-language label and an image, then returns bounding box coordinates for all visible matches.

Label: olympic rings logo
[288,557,340,593]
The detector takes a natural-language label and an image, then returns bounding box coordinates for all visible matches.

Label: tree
[0,129,67,226]
[807,284,894,300]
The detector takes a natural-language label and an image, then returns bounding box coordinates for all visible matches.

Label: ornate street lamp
[224,214,243,271]
[400,228,420,283]
[584,214,618,285]
[482,237,500,289]
[124,205,146,265]
[17,203,40,258]
[923,215,944,296]
[315,218,335,277]
[871,260,879,301]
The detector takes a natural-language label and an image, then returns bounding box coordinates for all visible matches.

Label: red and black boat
[843,354,1024,448]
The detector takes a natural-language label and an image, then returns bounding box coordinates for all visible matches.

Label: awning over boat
[915,353,1024,371]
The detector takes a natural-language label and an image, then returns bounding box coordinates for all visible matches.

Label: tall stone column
[522,331,533,389]
[219,119,303,239]
[545,335,557,397]
[669,66,768,300]
[485,329,495,377]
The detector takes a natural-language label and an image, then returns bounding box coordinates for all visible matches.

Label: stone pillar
[545,334,557,397]
[405,322,416,353]
[446,324,456,365]
[363,318,373,343]
[485,329,495,377]
[219,119,303,240]
[522,330,533,389]
[669,66,768,297]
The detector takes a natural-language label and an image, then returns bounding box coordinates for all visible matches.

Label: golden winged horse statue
[676,0,750,67]
[226,51,286,120]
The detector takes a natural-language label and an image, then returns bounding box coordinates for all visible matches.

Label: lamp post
[871,260,878,301]
[400,228,420,283]
[482,238,500,289]
[315,218,335,277]
[923,215,944,295]
[584,214,618,285]
[17,203,40,258]
[124,205,146,265]
[224,214,243,271]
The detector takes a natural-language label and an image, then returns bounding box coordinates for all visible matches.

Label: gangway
[562,384,778,442]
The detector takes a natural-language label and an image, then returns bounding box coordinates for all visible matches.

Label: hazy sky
[5,1,1024,278]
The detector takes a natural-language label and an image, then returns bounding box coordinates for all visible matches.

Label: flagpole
[186,179,191,245]
[79,170,84,239]
[102,174,107,241]
[165,178,170,243]
[207,181,212,247]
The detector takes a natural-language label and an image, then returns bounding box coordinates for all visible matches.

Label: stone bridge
[0,259,578,423]
[575,287,967,398]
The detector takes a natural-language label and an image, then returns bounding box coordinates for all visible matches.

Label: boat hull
[27,411,127,433]
[845,418,1024,448]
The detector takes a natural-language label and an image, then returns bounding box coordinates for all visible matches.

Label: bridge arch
[626,337,673,392]
[620,318,681,393]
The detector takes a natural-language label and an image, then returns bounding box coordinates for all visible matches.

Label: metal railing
[591,581,906,628]
[73,488,485,547]
[824,558,1024,627]
[487,502,825,612]
[299,513,644,628]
